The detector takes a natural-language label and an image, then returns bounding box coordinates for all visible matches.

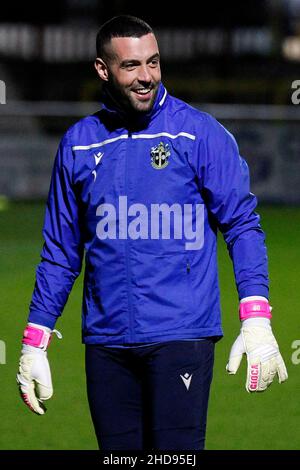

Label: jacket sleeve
[28,133,84,329]
[191,113,269,300]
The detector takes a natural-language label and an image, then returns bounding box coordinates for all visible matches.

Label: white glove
[17,344,53,414]
[226,317,288,392]
[17,323,61,415]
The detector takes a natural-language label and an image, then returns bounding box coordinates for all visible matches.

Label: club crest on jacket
[150,142,170,169]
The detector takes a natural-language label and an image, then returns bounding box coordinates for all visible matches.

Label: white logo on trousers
[180,372,193,390]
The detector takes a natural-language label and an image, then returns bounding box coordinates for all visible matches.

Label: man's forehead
[107,34,159,61]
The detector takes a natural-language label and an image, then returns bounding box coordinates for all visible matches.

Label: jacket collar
[100,82,168,130]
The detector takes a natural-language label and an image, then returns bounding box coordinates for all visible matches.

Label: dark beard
[106,83,157,114]
[101,83,159,131]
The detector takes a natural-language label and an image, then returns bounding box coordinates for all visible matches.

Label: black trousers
[85,339,215,451]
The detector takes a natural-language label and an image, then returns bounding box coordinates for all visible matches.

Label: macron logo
[180,372,193,390]
[94,152,104,165]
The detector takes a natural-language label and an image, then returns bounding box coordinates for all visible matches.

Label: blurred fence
[0,101,300,203]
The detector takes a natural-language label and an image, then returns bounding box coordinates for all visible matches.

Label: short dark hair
[96,15,153,59]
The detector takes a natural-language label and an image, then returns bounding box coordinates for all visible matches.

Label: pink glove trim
[22,325,52,349]
[239,299,272,321]
[21,393,35,412]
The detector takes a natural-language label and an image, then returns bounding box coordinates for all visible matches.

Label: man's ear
[94,58,109,82]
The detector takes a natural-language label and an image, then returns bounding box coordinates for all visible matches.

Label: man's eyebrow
[120,53,160,67]
[120,59,140,66]
[147,53,160,62]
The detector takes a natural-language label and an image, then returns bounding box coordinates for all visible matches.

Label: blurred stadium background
[0,0,299,450]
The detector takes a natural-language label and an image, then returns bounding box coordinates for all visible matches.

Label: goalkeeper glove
[17,323,61,414]
[226,296,288,392]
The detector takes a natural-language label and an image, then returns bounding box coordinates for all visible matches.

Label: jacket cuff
[28,309,58,330]
[238,285,269,301]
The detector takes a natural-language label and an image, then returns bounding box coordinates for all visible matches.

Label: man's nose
[137,65,151,83]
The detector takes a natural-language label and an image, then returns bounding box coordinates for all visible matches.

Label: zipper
[124,130,135,342]
[186,259,191,274]
[186,257,192,312]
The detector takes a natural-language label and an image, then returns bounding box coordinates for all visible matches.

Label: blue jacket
[28,83,269,344]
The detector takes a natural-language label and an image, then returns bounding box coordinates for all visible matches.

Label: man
[17,15,288,450]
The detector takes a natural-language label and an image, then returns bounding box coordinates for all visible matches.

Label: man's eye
[149,60,159,67]
[125,64,136,70]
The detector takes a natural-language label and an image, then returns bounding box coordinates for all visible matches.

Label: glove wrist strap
[239,299,272,321]
[22,325,52,350]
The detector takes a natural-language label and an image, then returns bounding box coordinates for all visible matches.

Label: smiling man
[95,29,161,114]
[17,15,288,451]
